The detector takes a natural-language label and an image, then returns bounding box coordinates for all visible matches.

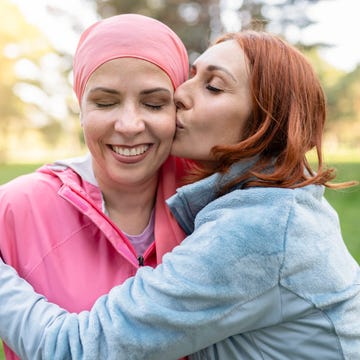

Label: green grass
[0,163,42,184]
[0,162,359,359]
[324,162,360,262]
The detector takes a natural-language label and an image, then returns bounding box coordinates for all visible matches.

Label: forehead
[88,58,173,86]
[194,40,247,74]
[82,58,174,105]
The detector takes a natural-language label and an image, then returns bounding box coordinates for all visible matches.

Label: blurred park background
[0,0,359,357]
[2,0,360,163]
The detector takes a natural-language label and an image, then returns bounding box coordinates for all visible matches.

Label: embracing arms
[0,189,285,360]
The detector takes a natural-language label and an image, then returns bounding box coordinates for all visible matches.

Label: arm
[0,258,67,358]
[0,191,285,360]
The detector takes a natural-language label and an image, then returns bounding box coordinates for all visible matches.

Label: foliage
[95,0,321,58]
[301,47,360,151]
[237,0,318,33]
[325,65,360,146]
[96,0,214,59]
[0,0,52,162]
[3,0,359,161]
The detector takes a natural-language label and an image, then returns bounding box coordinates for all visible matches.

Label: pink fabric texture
[73,13,189,102]
[0,157,187,360]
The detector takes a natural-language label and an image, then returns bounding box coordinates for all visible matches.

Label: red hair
[187,31,356,193]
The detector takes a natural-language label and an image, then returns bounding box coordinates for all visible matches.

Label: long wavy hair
[187,31,356,193]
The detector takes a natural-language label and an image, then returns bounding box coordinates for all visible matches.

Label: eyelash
[95,103,115,108]
[145,104,163,111]
[206,84,222,93]
[94,102,164,111]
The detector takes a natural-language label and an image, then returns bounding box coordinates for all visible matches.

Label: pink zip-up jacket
[0,154,186,360]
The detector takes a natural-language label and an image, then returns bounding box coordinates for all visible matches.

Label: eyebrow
[191,64,237,83]
[88,87,171,96]
[141,88,172,96]
[88,87,118,95]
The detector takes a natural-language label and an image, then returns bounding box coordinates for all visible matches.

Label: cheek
[154,113,176,140]
[190,112,210,134]
[159,128,176,151]
[81,126,97,149]
[225,105,250,141]
[81,116,94,136]
[81,113,104,143]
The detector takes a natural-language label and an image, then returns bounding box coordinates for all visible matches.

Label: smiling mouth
[111,144,150,156]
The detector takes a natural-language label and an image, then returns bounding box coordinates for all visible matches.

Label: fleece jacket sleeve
[0,189,288,360]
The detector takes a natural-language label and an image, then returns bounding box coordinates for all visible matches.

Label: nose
[114,103,145,135]
[174,81,192,110]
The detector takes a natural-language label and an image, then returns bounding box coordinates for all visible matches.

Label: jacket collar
[166,159,256,234]
[37,153,104,210]
[51,153,97,186]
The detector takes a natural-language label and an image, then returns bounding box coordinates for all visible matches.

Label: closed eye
[95,102,116,108]
[206,84,222,93]
[145,104,164,110]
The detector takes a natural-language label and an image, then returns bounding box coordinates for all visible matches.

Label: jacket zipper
[137,255,144,267]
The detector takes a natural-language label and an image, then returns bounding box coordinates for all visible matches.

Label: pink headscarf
[73,14,189,103]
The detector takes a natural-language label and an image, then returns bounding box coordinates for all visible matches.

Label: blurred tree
[327,66,360,122]
[303,47,360,148]
[95,0,215,61]
[4,0,358,161]
[241,0,318,31]
[0,0,51,162]
[326,65,360,147]
[94,0,321,60]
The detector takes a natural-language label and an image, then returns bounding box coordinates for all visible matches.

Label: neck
[106,192,156,235]
[98,176,158,235]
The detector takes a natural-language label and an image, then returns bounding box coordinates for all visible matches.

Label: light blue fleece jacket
[0,162,359,359]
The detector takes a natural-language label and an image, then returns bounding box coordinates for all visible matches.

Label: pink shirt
[124,209,155,257]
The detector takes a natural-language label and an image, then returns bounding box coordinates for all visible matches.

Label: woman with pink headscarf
[0,13,189,360]
[0,20,360,360]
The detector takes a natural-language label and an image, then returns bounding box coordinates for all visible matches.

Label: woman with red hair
[0,31,359,359]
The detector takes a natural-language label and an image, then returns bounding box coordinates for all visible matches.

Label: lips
[176,118,185,129]
[110,144,150,157]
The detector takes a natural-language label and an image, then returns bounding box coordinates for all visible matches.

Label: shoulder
[193,185,331,253]
[0,165,73,204]
[197,185,328,225]
[195,186,296,230]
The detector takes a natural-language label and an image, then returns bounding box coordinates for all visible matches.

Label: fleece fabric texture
[0,161,359,359]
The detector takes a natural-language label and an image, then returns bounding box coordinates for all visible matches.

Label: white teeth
[112,145,149,156]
